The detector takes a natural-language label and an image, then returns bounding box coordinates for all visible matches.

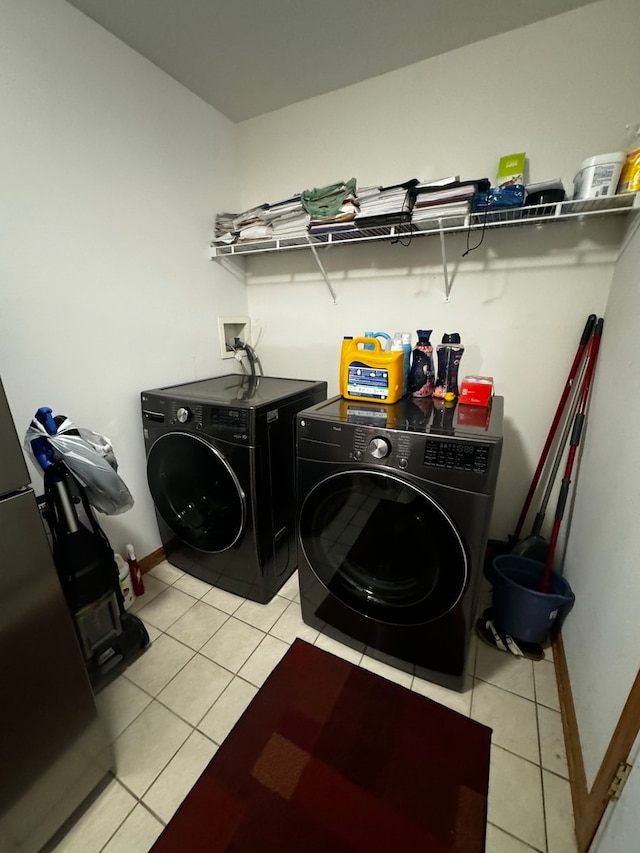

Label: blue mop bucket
[491,554,575,644]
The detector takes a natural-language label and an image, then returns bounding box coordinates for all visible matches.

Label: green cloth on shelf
[301,178,357,219]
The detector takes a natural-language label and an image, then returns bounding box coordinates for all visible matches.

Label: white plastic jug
[115,553,135,610]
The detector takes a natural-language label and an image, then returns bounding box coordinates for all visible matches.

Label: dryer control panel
[297,416,501,494]
[423,439,490,474]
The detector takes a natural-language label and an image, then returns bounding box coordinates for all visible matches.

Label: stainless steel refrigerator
[0,377,113,852]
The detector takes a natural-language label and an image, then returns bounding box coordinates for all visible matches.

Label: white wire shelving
[210,193,640,303]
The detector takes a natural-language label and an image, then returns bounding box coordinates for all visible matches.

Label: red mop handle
[540,318,604,593]
[513,314,596,541]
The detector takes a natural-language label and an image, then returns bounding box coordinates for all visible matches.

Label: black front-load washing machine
[296,395,503,689]
[141,374,327,603]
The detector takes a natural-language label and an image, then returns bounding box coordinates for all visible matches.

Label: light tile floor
[52,562,578,852]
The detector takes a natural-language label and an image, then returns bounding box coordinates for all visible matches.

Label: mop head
[475,608,544,661]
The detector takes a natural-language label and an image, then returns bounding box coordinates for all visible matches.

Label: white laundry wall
[0,0,247,556]
[237,0,640,538]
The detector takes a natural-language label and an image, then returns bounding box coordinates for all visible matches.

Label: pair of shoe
[475,608,544,661]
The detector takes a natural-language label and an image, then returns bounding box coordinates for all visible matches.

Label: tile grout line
[487,821,545,852]
[472,672,537,703]
[164,607,234,650]
[113,633,243,745]
[95,775,151,853]
[532,661,550,853]
[98,789,168,851]
[127,623,297,818]
[119,622,292,722]
[108,621,279,831]
[71,570,297,850]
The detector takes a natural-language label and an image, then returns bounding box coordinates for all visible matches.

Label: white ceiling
[65,0,598,123]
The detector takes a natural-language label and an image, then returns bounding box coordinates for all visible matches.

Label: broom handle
[529,356,588,537]
[513,314,596,541]
[540,318,604,593]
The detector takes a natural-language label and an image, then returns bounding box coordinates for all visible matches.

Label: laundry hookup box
[459,376,494,406]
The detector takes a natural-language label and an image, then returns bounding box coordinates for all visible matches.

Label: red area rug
[152,639,491,852]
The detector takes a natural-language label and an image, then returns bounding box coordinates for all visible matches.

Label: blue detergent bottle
[409,330,435,397]
[363,331,391,351]
[392,332,412,395]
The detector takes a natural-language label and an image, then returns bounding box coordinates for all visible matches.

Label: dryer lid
[300,395,503,440]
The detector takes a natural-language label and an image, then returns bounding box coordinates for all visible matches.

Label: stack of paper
[308,196,359,237]
[214,211,243,244]
[354,179,418,229]
[213,194,311,244]
[270,204,310,239]
[412,201,470,225]
[410,178,488,226]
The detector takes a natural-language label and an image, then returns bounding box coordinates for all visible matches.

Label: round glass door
[299,470,467,625]
[147,432,245,553]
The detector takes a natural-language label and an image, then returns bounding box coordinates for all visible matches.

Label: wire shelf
[210,193,639,260]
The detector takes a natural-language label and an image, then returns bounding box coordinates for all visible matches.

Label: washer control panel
[143,396,250,442]
[169,401,203,428]
[209,407,248,431]
[142,392,255,446]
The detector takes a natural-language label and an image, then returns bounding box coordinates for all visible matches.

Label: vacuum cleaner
[29,407,149,691]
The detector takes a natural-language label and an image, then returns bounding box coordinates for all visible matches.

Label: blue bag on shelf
[471,184,526,212]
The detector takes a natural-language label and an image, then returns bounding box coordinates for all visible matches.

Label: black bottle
[409,330,435,397]
[434,333,464,399]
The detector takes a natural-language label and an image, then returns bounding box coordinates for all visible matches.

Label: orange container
[339,337,404,404]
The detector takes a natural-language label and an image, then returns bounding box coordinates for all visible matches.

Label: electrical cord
[390,187,414,247]
[462,197,490,256]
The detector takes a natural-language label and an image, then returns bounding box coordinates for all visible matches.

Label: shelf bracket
[305,238,337,303]
[438,222,452,301]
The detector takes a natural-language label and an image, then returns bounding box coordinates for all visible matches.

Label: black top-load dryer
[141,374,327,603]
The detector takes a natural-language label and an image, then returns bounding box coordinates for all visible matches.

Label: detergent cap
[442,333,461,344]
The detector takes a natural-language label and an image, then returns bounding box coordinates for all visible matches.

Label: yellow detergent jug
[340,336,404,404]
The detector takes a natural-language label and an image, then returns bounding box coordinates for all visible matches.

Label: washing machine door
[299,469,468,625]
[147,432,245,553]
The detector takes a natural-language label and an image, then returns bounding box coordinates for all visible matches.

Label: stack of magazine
[410,178,490,228]
[306,185,360,239]
[214,195,310,244]
[354,179,418,230]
